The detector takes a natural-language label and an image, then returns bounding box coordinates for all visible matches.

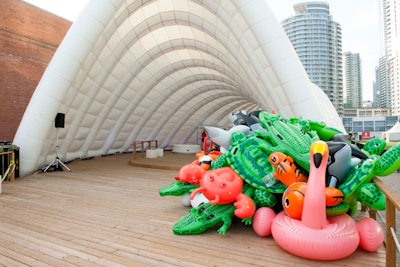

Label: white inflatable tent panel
[385,122,400,141]
[14,0,344,176]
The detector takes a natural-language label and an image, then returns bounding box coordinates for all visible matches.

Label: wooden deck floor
[0,152,386,266]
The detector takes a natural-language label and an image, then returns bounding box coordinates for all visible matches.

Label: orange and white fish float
[269,152,307,187]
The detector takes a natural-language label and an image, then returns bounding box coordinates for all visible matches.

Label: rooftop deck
[0,152,387,266]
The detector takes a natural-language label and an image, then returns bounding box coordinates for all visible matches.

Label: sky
[23,0,383,101]
[23,0,89,21]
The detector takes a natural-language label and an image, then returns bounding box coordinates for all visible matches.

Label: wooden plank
[375,177,400,210]
[0,153,386,266]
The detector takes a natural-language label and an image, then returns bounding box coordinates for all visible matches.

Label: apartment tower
[383,0,400,115]
[282,2,343,115]
[343,52,362,108]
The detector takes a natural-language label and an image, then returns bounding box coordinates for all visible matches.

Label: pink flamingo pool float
[266,140,383,260]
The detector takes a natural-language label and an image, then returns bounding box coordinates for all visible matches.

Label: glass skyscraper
[383,0,400,115]
[376,56,392,109]
[282,2,343,115]
[343,52,362,108]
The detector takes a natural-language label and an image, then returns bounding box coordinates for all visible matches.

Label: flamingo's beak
[311,141,328,168]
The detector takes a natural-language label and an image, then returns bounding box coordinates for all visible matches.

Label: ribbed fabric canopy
[14,0,343,176]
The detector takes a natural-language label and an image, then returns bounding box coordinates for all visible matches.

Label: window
[364,121,374,131]
[342,118,352,128]
[353,121,362,132]
[375,121,385,131]
[386,116,399,127]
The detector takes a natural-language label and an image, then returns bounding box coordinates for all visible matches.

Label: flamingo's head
[310,140,329,169]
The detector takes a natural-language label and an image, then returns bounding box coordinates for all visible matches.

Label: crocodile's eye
[207,214,215,220]
[232,147,238,155]
[198,206,205,213]
[220,182,226,188]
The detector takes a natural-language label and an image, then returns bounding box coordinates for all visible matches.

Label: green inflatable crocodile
[159,180,199,197]
[173,185,255,235]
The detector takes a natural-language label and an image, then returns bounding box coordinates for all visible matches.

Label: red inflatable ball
[252,207,276,237]
[357,217,384,252]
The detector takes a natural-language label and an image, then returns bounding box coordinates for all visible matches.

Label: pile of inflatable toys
[159,110,400,260]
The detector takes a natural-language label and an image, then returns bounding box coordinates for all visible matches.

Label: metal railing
[0,151,16,193]
[0,151,15,183]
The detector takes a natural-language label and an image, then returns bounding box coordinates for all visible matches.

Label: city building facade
[383,0,400,115]
[342,107,392,118]
[376,56,392,109]
[343,52,362,108]
[342,114,398,140]
[282,2,343,115]
[342,107,397,140]
[0,0,71,141]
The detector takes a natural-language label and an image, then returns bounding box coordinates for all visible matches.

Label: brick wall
[0,0,71,141]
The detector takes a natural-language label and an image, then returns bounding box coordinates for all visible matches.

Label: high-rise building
[282,2,343,115]
[343,52,362,107]
[373,66,380,107]
[383,0,400,115]
[375,56,392,109]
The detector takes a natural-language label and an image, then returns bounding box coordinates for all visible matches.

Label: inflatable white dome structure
[14,0,344,176]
